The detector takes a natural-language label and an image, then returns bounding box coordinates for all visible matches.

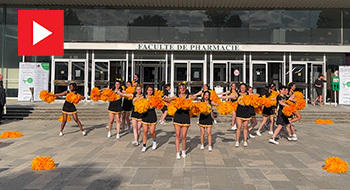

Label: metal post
[84,51,89,100]
[125,51,129,81]
[209,52,214,89]
[283,53,286,85]
[51,56,55,93]
[91,51,95,89]
[1,7,6,76]
[165,53,168,84]
[131,52,134,80]
[203,53,207,86]
[289,53,292,83]
[323,53,327,104]
[243,53,246,83]
[170,52,174,96]
[249,53,252,87]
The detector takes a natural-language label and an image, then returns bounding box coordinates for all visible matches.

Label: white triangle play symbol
[33,21,52,45]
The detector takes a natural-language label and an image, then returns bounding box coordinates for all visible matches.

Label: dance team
[40,74,305,159]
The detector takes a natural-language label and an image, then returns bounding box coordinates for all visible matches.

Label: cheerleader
[141,85,158,152]
[286,82,301,141]
[256,84,277,136]
[219,83,238,130]
[247,86,258,139]
[269,85,289,144]
[130,85,143,145]
[172,84,196,159]
[122,81,133,131]
[107,81,123,139]
[194,84,217,124]
[159,84,171,124]
[199,91,218,152]
[235,83,251,147]
[55,82,86,136]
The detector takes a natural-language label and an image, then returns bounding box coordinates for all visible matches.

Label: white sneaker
[214,120,217,124]
[292,136,298,141]
[152,141,157,150]
[208,146,213,152]
[287,136,293,141]
[116,133,120,139]
[59,131,63,136]
[105,125,109,129]
[132,141,139,146]
[249,134,255,138]
[269,138,279,145]
[243,141,248,147]
[181,150,186,158]
[268,131,274,135]
[82,131,86,136]
[141,146,147,152]
[176,152,181,159]
[256,131,262,136]
[231,124,237,130]
[200,144,205,150]
[235,141,239,147]
[107,131,111,138]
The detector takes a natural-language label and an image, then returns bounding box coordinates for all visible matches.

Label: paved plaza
[0,116,350,190]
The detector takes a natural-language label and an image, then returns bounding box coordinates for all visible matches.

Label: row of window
[1,8,350,44]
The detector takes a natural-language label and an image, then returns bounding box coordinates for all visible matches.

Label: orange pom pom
[182,99,194,110]
[167,104,177,116]
[149,95,165,110]
[282,103,297,117]
[217,101,234,115]
[32,156,56,170]
[210,90,221,104]
[58,115,71,122]
[323,157,348,173]
[40,90,56,103]
[255,106,263,114]
[134,98,149,114]
[0,131,23,138]
[90,87,101,101]
[154,89,164,98]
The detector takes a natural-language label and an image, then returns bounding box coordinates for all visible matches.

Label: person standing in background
[0,74,6,124]
[313,74,327,106]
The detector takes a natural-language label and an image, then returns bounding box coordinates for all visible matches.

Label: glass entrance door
[213,62,228,89]
[190,62,204,93]
[93,60,109,89]
[252,62,267,94]
[292,63,307,99]
[135,61,164,89]
[54,60,69,94]
[268,62,283,89]
[230,62,244,83]
[174,61,204,94]
[310,63,323,102]
[54,59,87,96]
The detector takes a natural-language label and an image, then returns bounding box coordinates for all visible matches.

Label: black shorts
[276,113,290,126]
[262,107,274,116]
[142,108,157,124]
[316,88,322,96]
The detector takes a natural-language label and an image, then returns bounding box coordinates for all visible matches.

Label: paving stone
[0,117,349,189]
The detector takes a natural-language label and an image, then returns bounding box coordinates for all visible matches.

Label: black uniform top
[163,89,170,97]
[276,95,288,115]
[315,79,326,90]
[229,89,238,102]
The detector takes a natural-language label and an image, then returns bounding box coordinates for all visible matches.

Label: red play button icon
[18,10,64,56]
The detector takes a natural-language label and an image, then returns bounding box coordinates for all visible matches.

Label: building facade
[1,0,350,103]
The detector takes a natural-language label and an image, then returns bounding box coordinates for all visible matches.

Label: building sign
[137,43,241,52]
[339,66,350,104]
[18,62,50,101]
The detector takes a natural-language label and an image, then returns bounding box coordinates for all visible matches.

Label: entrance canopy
[4,0,350,9]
